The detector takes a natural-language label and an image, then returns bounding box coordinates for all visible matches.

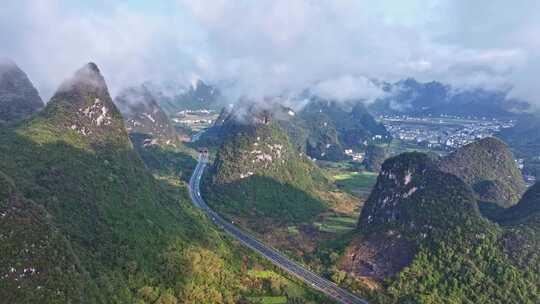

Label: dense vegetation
[379,219,540,303]
[0,58,43,124]
[378,182,540,303]
[201,99,391,162]
[298,99,391,161]
[204,115,332,227]
[498,182,540,224]
[439,137,526,207]
[359,152,479,234]
[362,145,388,172]
[0,63,327,303]
[0,171,96,303]
[0,63,238,303]
[338,151,540,303]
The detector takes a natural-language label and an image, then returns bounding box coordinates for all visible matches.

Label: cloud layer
[1,0,539,105]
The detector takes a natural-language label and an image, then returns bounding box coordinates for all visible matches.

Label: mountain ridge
[0,58,44,124]
[369,77,531,119]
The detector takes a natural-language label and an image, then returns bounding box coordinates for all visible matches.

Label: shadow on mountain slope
[203,175,327,230]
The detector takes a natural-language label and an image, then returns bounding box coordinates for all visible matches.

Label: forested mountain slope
[0,63,308,303]
[0,58,43,124]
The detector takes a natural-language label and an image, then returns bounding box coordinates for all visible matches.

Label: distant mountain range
[369,78,531,119]
[498,113,540,158]
[147,79,222,114]
[146,76,534,121]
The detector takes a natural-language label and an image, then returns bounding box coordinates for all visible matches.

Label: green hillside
[378,219,540,303]
[382,180,540,304]
[337,152,540,303]
[204,111,332,227]
[201,99,391,162]
[298,99,391,161]
[439,137,526,207]
[499,182,540,224]
[0,171,97,303]
[358,152,479,234]
[0,63,325,303]
[0,59,44,125]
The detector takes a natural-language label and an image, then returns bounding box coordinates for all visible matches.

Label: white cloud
[0,0,201,99]
[1,0,539,106]
[176,0,540,104]
[311,76,386,104]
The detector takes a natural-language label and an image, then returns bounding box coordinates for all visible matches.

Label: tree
[363,144,388,172]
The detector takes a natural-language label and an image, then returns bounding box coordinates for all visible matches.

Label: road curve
[188,154,369,304]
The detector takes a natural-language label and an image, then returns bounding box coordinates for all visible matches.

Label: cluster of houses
[382,115,515,151]
[344,149,364,161]
[172,109,217,127]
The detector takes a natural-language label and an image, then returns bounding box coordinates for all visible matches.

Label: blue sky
[2,0,539,106]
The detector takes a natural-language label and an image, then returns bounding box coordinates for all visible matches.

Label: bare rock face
[0,58,44,124]
[342,231,416,279]
[115,86,179,148]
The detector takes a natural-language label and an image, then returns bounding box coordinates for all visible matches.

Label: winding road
[188,153,369,304]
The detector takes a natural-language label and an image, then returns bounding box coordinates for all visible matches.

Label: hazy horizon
[2,0,540,107]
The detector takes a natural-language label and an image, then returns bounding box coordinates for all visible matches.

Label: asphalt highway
[188,154,369,304]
